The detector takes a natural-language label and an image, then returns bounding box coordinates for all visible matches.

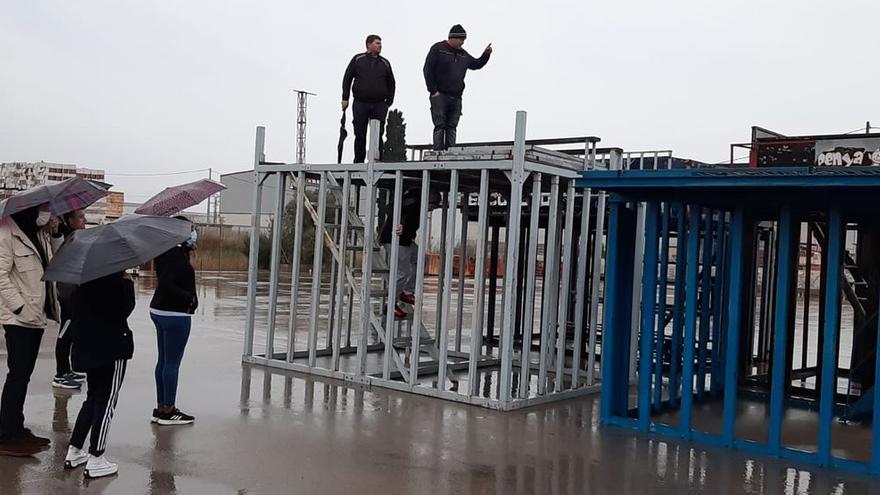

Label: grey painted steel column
[307,173,327,368]
[571,188,592,387]
[331,172,352,370]
[356,120,381,375]
[382,171,403,380]
[455,201,469,352]
[538,176,561,394]
[437,170,459,391]
[499,111,528,405]
[587,187,608,386]
[410,171,432,385]
[265,163,287,361]
[286,171,306,362]
[555,181,577,390]
[518,173,543,398]
[467,170,490,396]
[244,126,265,358]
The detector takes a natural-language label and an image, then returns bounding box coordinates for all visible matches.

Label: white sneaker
[84,454,118,478]
[64,445,88,469]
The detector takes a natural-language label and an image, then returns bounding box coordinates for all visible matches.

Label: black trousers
[0,325,44,443]
[70,359,126,456]
[56,304,74,376]
[352,100,388,163]
[430,93,462,151]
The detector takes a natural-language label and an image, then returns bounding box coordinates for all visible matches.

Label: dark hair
[365,34,381,46]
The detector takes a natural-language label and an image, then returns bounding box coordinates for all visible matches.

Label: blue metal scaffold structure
[582,166,880,474]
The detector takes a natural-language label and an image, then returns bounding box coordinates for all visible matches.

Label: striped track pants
[69,359,127,456]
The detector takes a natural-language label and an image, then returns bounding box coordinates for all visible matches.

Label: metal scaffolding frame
[242,111,646,410]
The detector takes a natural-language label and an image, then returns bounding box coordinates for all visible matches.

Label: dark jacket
[423,41,490,97]
[150,246,197,314]
[379,189,422,247]
[342,53,396,105]
[71,273,135,370]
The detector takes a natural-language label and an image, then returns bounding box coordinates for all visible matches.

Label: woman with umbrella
[148,217,197,426]
[0,203,59,456]
[42,214,192,477]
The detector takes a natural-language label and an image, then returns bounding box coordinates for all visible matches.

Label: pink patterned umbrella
[135,179,226,217]
[0,177,110,217]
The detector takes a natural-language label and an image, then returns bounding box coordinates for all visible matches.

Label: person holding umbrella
[342,34,396,163]
[43,214,192,477]
[149,217,197,426]
[52,208,88,390]
[0,203,59,456]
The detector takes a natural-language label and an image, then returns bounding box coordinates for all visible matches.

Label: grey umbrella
[43,214,192,284]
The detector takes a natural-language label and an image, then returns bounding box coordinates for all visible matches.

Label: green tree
[383,109,407,162]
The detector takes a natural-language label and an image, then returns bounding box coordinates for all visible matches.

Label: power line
[105,168,210,177]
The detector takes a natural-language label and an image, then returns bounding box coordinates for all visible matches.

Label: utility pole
[293,89,316,164]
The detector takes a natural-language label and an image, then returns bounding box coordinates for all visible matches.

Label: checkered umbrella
[135,179,226,217]
[0,177,110,217]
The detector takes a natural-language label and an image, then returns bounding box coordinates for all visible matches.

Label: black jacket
[379,189,422,246]
[342,53,396,105]
[423,41,490,97]
[150,246,197,314]
[71,273,135,370]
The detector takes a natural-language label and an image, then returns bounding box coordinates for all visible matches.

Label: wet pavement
[1,272,880,494]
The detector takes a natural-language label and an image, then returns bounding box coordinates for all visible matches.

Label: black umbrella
[337,111,348,164]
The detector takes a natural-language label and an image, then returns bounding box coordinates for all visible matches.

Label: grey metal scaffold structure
[241,110,660,410]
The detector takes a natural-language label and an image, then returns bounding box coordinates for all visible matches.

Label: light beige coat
[0,217,60,329]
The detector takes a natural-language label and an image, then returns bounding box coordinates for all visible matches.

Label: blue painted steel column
[600,199,637,424]
[769,206,797,456]
[710,211,727,396]
[654,204,671,411]
[818,209,844,466]
[638,201,660,430]
[670,204,688,407]
[698,209,713,399]
[679,205,701,438]
[722,208,747,447]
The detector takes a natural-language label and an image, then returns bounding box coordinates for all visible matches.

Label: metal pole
[356,120,381,375]
[455,201,469,352]
[307,173,327,368]
[265,165,287,361]
[331,172,352,370]
[467,170,490,396]
[437,170,459,391]
[286,172,306,362]
[518,173,543,398]
[410,171,432,385]
[555,181,577,391]
[382,171,404,380]
[538,176,561,394]
[571,187,592,388]
[244,126,265,358]
[818,209,843,466]
[629,202,647,381]
[499,111,528,405]
[587,189,607,386]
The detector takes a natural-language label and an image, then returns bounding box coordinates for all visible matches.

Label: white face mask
[185,230,197,246]
[35,211,51,227]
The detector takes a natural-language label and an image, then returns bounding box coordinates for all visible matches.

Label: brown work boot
[21,428,50,446]
[0,437,47,457]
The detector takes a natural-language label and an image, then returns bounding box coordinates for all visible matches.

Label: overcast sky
[2,0,877,207]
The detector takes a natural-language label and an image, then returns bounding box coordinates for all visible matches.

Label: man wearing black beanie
[423,24,492,150]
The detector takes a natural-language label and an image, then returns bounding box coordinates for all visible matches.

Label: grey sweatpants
[385,243,418,296]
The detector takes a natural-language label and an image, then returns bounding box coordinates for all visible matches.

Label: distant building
[219,170,292,228]
[1,161,119,224]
